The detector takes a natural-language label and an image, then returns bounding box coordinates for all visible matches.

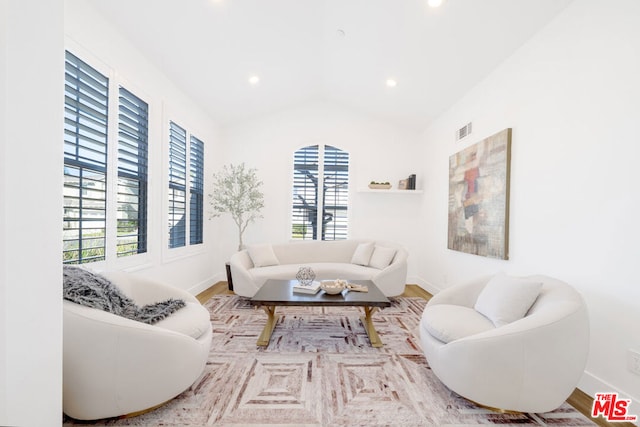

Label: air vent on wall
[456,122,472,141]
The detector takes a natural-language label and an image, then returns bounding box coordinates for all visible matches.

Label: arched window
[291,145,349,240]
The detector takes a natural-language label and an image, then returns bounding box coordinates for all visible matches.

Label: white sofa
[419,274,589,413]
[63,271,212,420]
[229,239,408,297]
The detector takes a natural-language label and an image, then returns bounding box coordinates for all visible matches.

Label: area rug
[63,295,596,426]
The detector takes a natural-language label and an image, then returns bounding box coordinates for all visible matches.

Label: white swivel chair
[419,274,589,413]
[63,271,212,420]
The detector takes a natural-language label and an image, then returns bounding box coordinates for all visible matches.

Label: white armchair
[419,274,589,413]
[63,271,212,420]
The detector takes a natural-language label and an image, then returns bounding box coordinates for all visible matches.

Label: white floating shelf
[358,189,423,194]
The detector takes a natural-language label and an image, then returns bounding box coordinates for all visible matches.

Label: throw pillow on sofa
[474,273,542,327]
[368,245,397,269]
[351,242,375,266]
[247,244,280,267]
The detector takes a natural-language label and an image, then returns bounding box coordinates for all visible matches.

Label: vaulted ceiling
[89,0,573,131]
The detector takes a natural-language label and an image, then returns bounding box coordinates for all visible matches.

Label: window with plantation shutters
[322,145,349,239]
[190,136,204,245]
[168,122,205,249]
[63,51,109,264]
[291,145,349,240]
[168,121,187,248]
[63,50,203,263]
[117,87,148,257]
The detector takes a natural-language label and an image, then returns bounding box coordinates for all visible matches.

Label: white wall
[221,100,425,280]
[1,2,224,423]
[64,0,225,294]
[0,0,7,419]
[1,1,64,426]
[418,0,640,416]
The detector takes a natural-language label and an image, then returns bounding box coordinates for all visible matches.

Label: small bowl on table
[320,280,347,295]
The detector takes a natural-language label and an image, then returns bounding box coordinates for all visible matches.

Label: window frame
[63,47,153,269]
[189,135,205,245]
[291,144,350,241]
[64,44,208,268]
[116,85,149,258]
[163,113,206,261]
[168,120,188,249]
[63,50,110,265]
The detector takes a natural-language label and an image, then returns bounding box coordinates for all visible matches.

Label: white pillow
[368,246,397,269]
[474,273,542,327]
[246,244,279,268]
[351,242,375,266]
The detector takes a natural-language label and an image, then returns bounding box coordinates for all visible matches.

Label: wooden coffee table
[250,279,391,348]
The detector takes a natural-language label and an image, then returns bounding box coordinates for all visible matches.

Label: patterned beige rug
[64,295,596,426]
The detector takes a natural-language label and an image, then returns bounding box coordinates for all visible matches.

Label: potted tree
[209,163,265,251]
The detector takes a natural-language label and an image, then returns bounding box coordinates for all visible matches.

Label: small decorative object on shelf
[296,266,316,285]
[407,174,416,190]
[368,181,392,189]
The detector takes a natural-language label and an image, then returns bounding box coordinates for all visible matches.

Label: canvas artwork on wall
[447,128,512,259]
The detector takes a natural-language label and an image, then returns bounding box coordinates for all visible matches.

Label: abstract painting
[447,128,511,259]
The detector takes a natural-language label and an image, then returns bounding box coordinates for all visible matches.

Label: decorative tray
[368,183,392,189]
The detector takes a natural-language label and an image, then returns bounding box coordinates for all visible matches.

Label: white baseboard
[408,275,441,296]
[188,273,225,296]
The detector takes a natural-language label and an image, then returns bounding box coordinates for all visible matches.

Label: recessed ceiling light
[248,75,260,85]
[386,79,397,88]
[336,29,346,38]
[428,0,443,7]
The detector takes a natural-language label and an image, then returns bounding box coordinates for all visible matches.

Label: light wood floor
[196,282,628,427]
